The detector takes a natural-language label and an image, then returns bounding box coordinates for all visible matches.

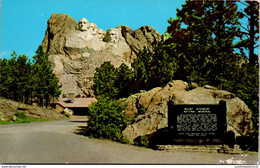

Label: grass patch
[0,118,47,125]
[0,112,47,125]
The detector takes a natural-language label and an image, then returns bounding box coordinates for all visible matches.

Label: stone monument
[104,28,119,43]
[78,18,89,31]
[42,13,162,97]
[97,29,106,41]
[88,23,97,35]
[65,18,106,53]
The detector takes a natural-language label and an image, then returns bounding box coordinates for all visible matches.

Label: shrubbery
[85,98,130,141]
[134,136,150,147]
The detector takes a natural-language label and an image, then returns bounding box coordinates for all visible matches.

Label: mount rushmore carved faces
[78,18,89,31]
[88,23,98,35]
[105,28,119,43]
[97,29,106,41]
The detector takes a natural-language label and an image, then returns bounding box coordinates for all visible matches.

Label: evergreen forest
[0,46,61,108]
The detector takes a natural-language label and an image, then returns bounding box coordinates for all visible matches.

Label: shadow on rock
[134,128,172,148]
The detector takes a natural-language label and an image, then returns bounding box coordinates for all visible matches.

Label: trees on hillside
[92,43,178,99]
[132,44,177,90]
[92,62,133,99]
[0,45,61,107]
[165,0,244,86]
[0,52,32,102]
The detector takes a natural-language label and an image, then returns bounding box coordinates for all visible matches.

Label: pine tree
[6,52,19,100]
[15,54,32,103]
[0,52,32,101]
[0,46,60,107]
[165,0,243,86]
[235,1,259,65]
[132,43,177,90]
[32,45,61,107]
[114,63,134,98]
[0,58,10,98]
[93,62,134,99]
[92,61,119,99]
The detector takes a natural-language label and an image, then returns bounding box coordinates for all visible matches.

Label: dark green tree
[165,0,243,86]
[114,63,134,98]
[0,52,32,102]
[15,54,32,103]
[93,61,134,99]
[235,1,259,65]
[92,61,119,99]
[32,45,61,107]
[0,46,60,107]
[0,58,11,98]
[149,43,177,86]
[225,63,259,136]
[132,43,178,91]
[2,52,20,100]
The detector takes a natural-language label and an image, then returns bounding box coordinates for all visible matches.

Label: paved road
[0,119,258,164]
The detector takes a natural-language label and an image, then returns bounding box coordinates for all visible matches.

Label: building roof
[52,98,98,108]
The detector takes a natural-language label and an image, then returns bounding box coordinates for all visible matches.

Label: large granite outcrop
[42,13,162,97]
[42,13,77,55]
[122,80,253,143]
[0,98,65,121]
[120,25,162,58]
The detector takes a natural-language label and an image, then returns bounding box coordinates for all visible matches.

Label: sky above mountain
[1,0,185,59]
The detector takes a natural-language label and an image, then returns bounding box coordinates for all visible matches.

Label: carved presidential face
[78,18,89,31]
[97,29,106,41]
[88,23,97,35]
[105,28,118,43]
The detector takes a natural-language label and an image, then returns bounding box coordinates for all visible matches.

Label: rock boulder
[0,98,66,121]
[122,80,253,143]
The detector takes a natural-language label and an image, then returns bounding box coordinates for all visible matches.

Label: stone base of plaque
[173,138,223,145]
[156,144,243,154]
[156,145,222,153]
[218,144,243,154]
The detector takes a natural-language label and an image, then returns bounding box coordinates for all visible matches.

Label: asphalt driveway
[0,119,258,164]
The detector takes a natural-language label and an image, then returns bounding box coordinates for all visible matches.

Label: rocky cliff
[122,80,253,144]
[42,13,162,97]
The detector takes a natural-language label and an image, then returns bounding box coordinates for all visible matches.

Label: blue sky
[1,0,185,59]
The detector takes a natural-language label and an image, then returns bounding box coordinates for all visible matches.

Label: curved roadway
[0,119,258,164]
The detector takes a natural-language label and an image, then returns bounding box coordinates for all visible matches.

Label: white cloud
[1,50,12,59]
